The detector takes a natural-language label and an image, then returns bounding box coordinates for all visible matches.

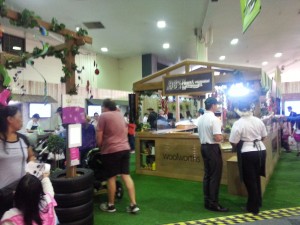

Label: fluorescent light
[12,46,21,50]
[101,47,108,52]
[274,52,282,58]
[214,71,220,76]
[157,20,166,28]
[163,43,170,49]
[230,38,239,45]
[262,61,268,66]
[228,83,250,97]
[219,55,225,61]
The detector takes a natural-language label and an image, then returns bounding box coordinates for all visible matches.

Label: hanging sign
[62,94,85,124]
[163,71,214,96]
[240,0,261,33]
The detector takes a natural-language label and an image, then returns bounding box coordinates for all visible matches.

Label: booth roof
[12,94,57,103]
[86,98,128,106]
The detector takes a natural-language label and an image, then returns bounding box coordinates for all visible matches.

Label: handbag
[293,133,300,142]
[0,179,20,218]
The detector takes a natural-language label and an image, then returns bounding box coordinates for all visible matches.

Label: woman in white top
[26,114,41,133]
[229,98,267,215]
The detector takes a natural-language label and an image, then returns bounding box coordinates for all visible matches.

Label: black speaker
[128,94,136,123]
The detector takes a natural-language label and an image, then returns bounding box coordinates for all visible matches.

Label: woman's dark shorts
[101,150,130,179]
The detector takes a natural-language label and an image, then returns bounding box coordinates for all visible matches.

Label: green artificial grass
[93,150,300,225]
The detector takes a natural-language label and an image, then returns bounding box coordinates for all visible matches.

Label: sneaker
[100,203,116,212]
[126,204,140,213]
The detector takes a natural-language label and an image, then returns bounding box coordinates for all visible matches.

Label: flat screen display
[29,103,51,118]
[68,124,82,148]
[87,105,101,117]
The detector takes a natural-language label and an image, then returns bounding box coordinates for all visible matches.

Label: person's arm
[41,175,54,197]
[27,146,36,162]
[1,221,15,225]
[26,120,34,133]
[214,134,223,142]
[96,130,103,147]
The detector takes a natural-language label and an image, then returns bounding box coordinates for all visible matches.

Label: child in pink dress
[0,174,57,225]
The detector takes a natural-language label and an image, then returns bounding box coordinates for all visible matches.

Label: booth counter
[135,124,280,196]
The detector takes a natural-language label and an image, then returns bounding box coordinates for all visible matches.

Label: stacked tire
[50,168,94,225]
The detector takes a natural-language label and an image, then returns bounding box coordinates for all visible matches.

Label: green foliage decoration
[10,9,40,28]
[51,18,65,32]
[67,84,78,95]
[62,66,72,78]
[47,135,65,154]
[76,28,88,36]
[0,0,7,17]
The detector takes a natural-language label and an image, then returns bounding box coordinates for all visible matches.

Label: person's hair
[288,106,292,110]
[0,106,20,144]
[205,103,213,110]
[94,112,99,116]
[124,112,129,117]
[102,98,117,111]
[32,113,40,119]
[14,174,47,225]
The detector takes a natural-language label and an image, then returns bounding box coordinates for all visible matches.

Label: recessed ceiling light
[76,26,80,32]
[230,38,239,45]
[157,20,166,28]
[219,55,225,61]
[101,47,108,52]
[274,52,282,58]
[12,46,21,50]
[163,43,170,49]
[262,61,268,66]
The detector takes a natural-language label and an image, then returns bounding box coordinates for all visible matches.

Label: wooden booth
[133,59,281,196]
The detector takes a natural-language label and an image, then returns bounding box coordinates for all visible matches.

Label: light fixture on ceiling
[274,52,282,58]
[101,47,108,52]
[214,71,220,76]
[262,61,268,66]
[157,20,166,28]
[12,46,21,50]
[230,38,239,45]
[76,26,80,32]
[163,43,170,49]
[219,55,225,61]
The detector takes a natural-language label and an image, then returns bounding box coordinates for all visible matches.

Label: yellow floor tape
[163,207,300,225]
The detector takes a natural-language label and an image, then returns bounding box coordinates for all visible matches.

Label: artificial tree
[0,0,93,177]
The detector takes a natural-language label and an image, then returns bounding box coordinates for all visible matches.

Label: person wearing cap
[197,97,228,212]
[147,108,158,129]
[26,113,41,133]
[229,98,267,215]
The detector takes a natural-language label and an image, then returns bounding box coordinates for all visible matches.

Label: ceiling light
[157,20,166,28]
[163,43,170,49]
[230,38,239,45]
[214,71,220,76]
[12,46,21,50]
[274,52,282,58]
[76,26,80,32]
[262,61,268,66]
[101,47,108,52]
[219,55,225,61]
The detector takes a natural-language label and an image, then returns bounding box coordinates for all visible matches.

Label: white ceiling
[3,0,300,79]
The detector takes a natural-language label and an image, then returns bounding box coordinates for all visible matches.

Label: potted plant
[47,134,65,169]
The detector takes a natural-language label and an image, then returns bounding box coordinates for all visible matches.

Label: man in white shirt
[197,97,228,212]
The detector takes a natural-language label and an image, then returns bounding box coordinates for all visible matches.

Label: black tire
[55,187,93,208]
[55,200,93,223]
[116,180,124,199]
[59,213,93,225]
[50,168,94,194]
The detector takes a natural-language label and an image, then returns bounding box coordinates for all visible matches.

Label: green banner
[240,0,261,33]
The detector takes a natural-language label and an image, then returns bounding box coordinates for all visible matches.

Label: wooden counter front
[135,131,235,184]
[136,124,280,196]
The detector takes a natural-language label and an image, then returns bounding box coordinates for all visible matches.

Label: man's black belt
[202,143,219,146]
